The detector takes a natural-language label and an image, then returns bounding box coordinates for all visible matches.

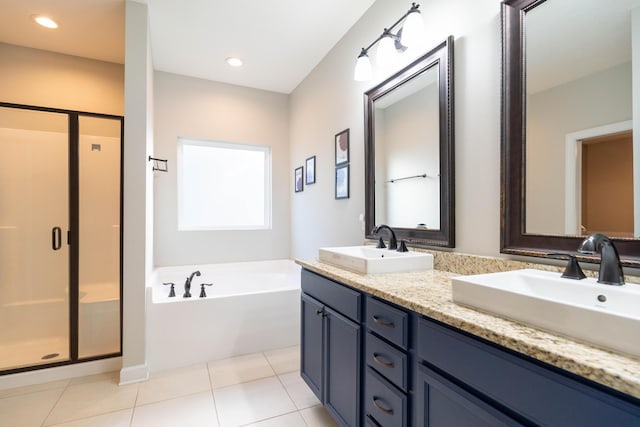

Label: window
[178,138,272,230]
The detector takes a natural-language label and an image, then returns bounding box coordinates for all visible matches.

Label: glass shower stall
[0,103,122,373]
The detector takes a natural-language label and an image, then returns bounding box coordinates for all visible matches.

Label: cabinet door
[301,294,324,400]
[325,306,361,427]
[415,364,524,427]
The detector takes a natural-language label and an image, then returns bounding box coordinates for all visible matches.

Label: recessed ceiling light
[33,15,59,29]
[226,57,243,67]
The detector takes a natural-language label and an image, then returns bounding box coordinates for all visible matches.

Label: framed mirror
[365,36,454,247]
[501,0,640,266]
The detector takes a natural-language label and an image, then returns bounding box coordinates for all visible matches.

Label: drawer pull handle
[372,397,394,415]
[316,309,326,317]
[372,353,394,369]
[373,315,395,328]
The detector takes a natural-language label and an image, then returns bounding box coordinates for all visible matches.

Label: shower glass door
[0,106,70,370]
[78,115,121,358]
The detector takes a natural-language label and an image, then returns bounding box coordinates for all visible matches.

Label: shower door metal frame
[0,102,124,375]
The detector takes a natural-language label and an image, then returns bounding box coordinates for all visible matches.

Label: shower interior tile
[264,345,300,374]
[0,388,64,427]
[131,391,218,427]
[136,363,211,406]
[43,379,138,426]
[278,371,321,410]
[213,376,296,427]
[208,353,275,389]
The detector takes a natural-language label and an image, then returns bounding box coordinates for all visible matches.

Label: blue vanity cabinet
[415,316,640,426]
[301,270,363,427]
[301,269,640,427]
[363,296,410,426]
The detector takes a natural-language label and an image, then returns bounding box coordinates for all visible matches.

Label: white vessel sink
[318,246,433,274]
[451,269,640,357]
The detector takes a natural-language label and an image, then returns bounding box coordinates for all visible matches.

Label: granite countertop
[295,259,640,400]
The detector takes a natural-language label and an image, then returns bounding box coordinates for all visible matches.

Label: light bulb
[400,10,424,48]
[354,51,372,82]
[376,33,397,66]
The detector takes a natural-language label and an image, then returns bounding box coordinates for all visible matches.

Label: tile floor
[0,346,338,427]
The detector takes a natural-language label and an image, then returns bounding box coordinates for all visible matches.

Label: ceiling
[0,0,375,94]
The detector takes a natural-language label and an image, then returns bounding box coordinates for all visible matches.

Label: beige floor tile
[47,409,132,427]
[137,363,211,406]
[0,379,69,399]
[264,346,300,375]
[300,405,338,427]
[43,379,139,426]
[213,376,296,427]
[208,353,275,389]
[243,411,307,427]
[0,388,64,427]
[68,371,120,386]
[132,391,218,427]
[278,372,320,410]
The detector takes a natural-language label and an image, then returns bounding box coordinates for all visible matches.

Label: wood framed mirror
[501,0,640,266]
[364,36,454,247]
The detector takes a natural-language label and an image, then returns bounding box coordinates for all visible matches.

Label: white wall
[290,0,502,259]
[121,0,152,383]
[153,72,290,266]
[0,43,123,115]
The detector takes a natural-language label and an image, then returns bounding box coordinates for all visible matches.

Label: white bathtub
[147,259,301,372]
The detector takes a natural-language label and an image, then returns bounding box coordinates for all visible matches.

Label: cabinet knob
[372,396,394,415]
[316,309,326,317]
[373,315,395,328]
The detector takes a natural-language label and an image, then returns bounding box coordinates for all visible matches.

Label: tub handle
[199,283,214,298]
[162,282,176,298]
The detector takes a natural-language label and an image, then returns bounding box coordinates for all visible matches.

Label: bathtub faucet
[183,270,201,298]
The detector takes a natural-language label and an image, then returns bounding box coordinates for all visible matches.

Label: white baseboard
[119,363,149,385]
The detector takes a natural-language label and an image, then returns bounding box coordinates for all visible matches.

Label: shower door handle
[52,227,62,250]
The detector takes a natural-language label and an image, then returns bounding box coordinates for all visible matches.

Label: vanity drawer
[301,269,361,322]
[366,331,407,391]
[417,317,640,426]
[365,367,407,427]
[366,296,408,349]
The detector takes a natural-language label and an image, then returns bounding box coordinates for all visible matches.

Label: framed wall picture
[335,164,349,199]
[306,156,316,185]
[335,128,349,165]
[295,166,304,192]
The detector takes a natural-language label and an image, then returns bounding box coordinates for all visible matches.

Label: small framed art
[295,166,304,192]
[306,156,316,185]
[335,128,349,165]
[335,164,349,199]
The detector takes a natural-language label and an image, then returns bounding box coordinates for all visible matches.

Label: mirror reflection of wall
[524,0,635,237]
[374,66,440,230]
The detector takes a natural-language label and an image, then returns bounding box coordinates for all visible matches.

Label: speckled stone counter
[295,259,640,400]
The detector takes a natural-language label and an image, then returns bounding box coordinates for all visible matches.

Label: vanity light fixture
[354,3,424,82]
[33,15,59,29]
[225,57,243,67]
